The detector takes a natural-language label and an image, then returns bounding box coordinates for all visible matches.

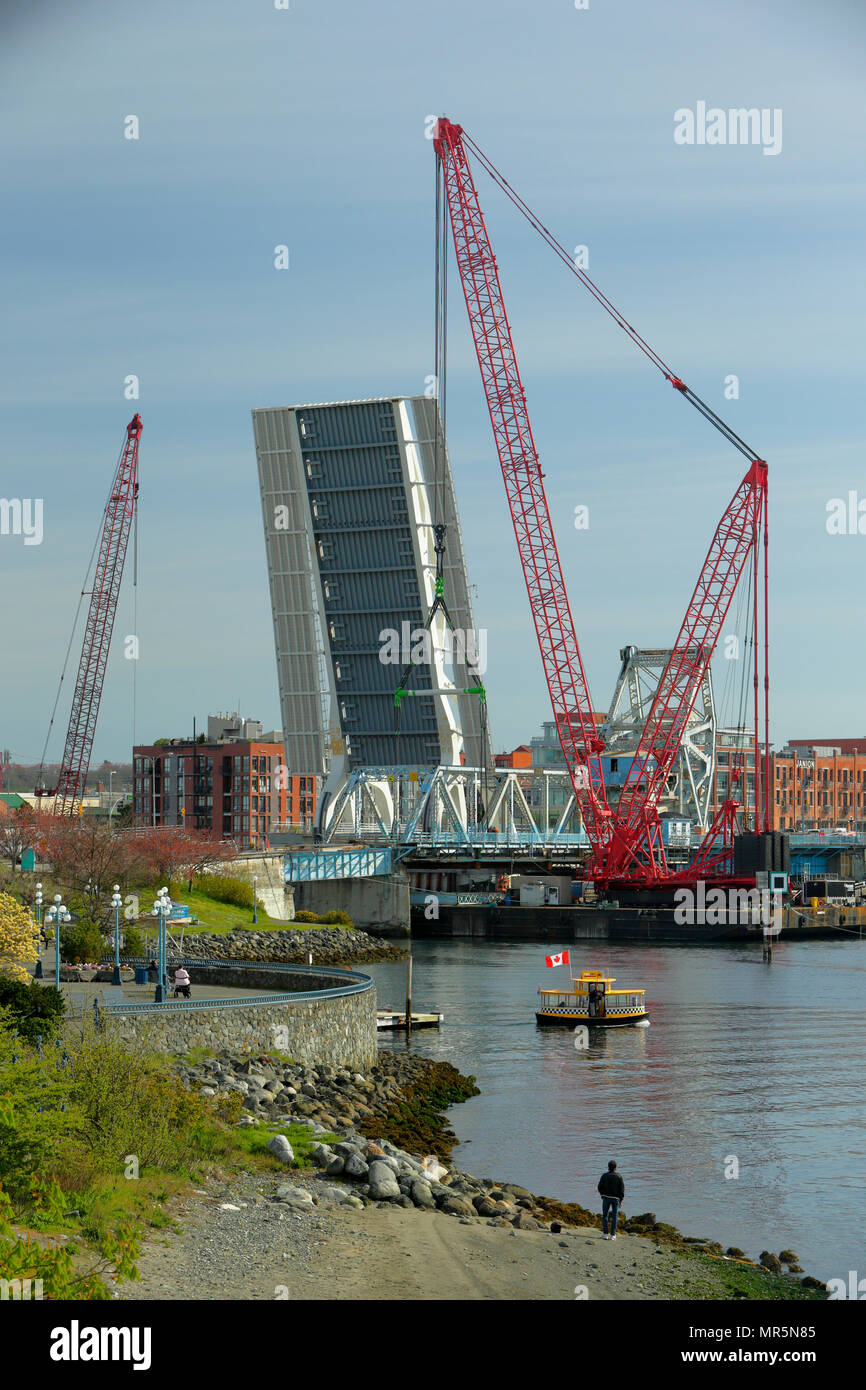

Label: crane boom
[604,458,768,877]
[51,414,141,816]
[433,119,611,851]
[433,117,770,883]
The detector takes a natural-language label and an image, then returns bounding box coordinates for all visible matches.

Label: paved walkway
[30,952,290,1011]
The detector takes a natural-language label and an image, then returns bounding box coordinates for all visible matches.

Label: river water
[367,936,866,1281]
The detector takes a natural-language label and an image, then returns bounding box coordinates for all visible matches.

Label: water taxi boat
[536,969,648,1027]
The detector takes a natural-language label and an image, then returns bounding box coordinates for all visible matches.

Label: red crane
[38,414,142,816]
[432,119,769,885]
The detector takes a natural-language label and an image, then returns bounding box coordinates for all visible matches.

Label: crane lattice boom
[433,118,769,883]
[51,414,141,816]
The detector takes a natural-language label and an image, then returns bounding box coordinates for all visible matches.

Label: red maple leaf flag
[545,950,570,968]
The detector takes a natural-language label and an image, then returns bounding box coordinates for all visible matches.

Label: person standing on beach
[598,1160,625,1240]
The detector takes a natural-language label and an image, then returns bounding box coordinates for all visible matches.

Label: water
[367,937,866,1280]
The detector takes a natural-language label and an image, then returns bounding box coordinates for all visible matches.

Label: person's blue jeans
[602,1196,619,1235]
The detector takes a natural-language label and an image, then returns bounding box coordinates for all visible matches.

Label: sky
[1,0,864,769]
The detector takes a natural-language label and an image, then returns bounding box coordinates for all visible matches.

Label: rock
[471,1196,501,1218]
[364,1142,385,1158]
[759,1251,783,1274]
[341,1195,364,1210]
[726,1247,746,1258]
[343,1154,369,1180]
[438,1195,476,1218]
[200,1086,216,1097]
[267,1135,295,1166]
[420,1155,449,1183]
[275,1186,313,1210]
[778,1249,798,1264]
[800,1276,826,1290]
[367,1160,401,1200]
[502,1184,532,1200]
[550,1222,562,1234]
[512,1211,542,1231]
[315,1184,349,1204]
[410,1180,435,1209]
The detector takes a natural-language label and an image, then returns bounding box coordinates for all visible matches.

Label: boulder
[267,1135,295,1166]
[275,1186,314,1210]
[410,1180,435,1209]
[343,1154,369,1180]
[315,1184,349,1204]
[438,1195,476,1219]
[512,1211,542,1231]
[759,1252,783,1274]
[367,1160,401,1200]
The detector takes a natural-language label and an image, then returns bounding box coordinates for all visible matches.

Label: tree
[0,977,65,1042]
[134,825,237,891]
[0,892,38,983]
[0,806,38,872]
[183,829,238,890]
[39,819,144,929]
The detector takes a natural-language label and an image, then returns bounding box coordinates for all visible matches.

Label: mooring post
[405,954,412,1034]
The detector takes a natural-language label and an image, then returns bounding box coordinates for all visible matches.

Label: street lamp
[34,882,43,979]
[253,873,258,924]
[111,884,123,986]
[45,894,70,991]
[151,886,171,1002]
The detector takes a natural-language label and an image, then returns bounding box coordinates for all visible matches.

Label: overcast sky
[1,0,864,768]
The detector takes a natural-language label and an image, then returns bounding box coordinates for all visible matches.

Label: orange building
[494,744,532,769]
[770,743,866,833]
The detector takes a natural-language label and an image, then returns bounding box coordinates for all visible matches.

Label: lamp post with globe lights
[111,884,123,986]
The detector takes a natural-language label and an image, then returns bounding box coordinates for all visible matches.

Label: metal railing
[94,959,373,1016]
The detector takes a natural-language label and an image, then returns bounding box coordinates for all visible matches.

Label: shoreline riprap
[175,1048,825,1299]
[179,925,406,965]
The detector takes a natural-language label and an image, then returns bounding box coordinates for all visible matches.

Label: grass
[229,1123,340,1170]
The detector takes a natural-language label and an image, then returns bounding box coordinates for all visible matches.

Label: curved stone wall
[105,965,377,1068]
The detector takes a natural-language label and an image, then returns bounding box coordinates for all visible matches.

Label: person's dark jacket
[598,1170,625,1201]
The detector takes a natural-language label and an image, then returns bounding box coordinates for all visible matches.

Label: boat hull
[535,1010,648,1027]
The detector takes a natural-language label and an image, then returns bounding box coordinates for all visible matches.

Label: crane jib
[432,117,770,884]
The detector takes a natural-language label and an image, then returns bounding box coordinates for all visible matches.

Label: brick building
[770,742,866,833]
[133,713,317,848]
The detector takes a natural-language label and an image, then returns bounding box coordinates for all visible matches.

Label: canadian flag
[545,950,570,968]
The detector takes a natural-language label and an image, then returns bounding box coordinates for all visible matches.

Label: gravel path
[118,1171,716,1302]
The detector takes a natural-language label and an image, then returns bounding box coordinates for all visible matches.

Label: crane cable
[393,153,490,834]
[461,132,763,466]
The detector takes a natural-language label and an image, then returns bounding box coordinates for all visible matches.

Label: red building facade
[132,739,316,848]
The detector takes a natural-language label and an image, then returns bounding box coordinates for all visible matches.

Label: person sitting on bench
[172,966,191,999]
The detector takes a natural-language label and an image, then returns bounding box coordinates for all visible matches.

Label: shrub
[0,979,65,1044]
[294,910,320,923]
[193,874,254,910]
[122,926,144,957]
[67,1018,211,1172]
[0,1020,77,1197]
[318,910,354,927]
[60,918,105,965]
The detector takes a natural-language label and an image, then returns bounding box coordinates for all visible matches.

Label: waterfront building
[770,742,866,833]
[132,712,315,848]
